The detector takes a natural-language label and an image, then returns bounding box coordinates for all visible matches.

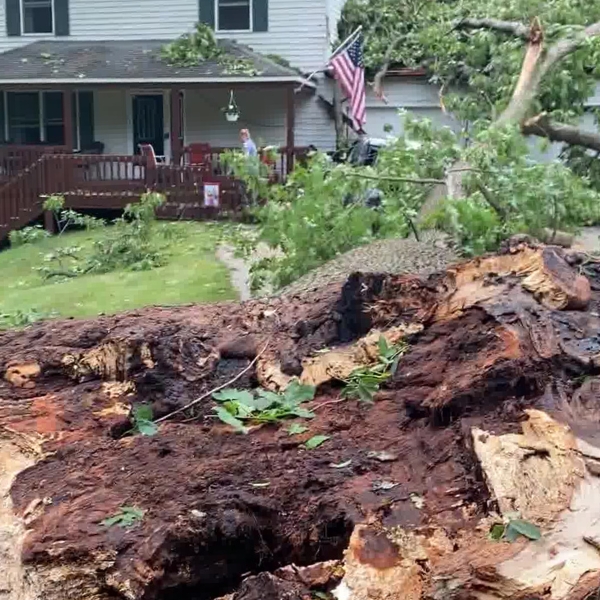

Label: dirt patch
[2,240,600,599]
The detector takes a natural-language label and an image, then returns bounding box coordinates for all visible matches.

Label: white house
[0,0,349,160]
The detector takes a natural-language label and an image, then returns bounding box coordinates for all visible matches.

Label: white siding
[185,88,287,147]
[366,106,460,138]
[89,86,336,154]
[94,89,128,154]
[184,87,336,150]
[367,79,600,165]
[221,0,329,72]
[588,83,600,107]
[296,90,336,150]
[0,0,329,72]
[360,78,463,137]
[326,0,346,44]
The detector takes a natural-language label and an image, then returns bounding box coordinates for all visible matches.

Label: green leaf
[357,381,377,403]
[101,515,123,527]
[288,423,309,435]
[136,419,158,437]
[304,435,331,450]
[390,353,402,376]
[133,404,153,422]
[233,402,256,418]
[378,335,390,357]
[253,390,282,410]
[505,519,541,542]
[102,506,145,528]
[283,381,316,405]
[214,406,249,434]
[489,523,505,541]
[289,407,316,419]
[213,388,254,405]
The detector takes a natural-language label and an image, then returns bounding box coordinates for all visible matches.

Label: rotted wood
[2,239,600,600]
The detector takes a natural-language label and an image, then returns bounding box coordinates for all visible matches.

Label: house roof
[0,39,314,86]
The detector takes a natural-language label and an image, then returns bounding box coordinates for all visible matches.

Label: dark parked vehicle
[341,137,390,209]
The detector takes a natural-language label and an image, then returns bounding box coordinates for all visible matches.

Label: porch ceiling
[0,40,314,87]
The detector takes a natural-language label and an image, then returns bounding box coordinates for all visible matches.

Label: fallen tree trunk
[2,239,600,600]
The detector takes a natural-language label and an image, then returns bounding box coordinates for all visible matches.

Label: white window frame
[20,0,55,36]
[215,0,253,33]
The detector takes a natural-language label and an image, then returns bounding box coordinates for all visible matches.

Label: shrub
[9,225,50,247]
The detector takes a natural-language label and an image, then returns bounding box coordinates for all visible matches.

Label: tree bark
[333,82,345,149]
[3,242,600,600]
[522,112,600,152]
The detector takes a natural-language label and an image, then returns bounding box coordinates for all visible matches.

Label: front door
[133,95,164,156]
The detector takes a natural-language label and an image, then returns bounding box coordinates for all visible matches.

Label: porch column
[286,85,296,174]
[170,88,183,165]
[62,91,73,152]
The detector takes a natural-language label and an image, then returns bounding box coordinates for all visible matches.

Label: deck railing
[0,144,68,183]
[0,146,311,242]
[181,145,311,180]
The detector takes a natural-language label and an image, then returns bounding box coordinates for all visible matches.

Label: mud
[2,240,600,599]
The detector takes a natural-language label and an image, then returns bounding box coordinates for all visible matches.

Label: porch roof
[0,39,314,87]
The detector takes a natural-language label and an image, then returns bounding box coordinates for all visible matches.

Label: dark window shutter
[5,0,21,36]
[78,92,95,150]
[54,0,70,36]
[199,0,215,28]
[0,92,5,143]
[253,0,268,31]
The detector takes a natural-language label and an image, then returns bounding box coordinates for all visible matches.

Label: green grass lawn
[0,221,237,322]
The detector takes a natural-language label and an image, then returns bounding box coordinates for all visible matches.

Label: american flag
[330,35,366,131]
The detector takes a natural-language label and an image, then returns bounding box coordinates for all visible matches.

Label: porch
[0,39,317,242]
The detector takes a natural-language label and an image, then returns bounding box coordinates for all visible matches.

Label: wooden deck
[0,146,308,243]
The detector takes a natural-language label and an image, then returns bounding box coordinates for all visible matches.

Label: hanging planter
[223,90,240,122]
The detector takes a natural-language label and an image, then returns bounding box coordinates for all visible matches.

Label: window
[7,92,41,144]
[3,91,77,146]
[43,91,63,144]
[217,0,251,31]
[21,0,54,34]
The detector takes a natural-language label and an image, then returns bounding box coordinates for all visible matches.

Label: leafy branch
[212,381,316,434]
[161,23,260,76]
[343,337,408,403]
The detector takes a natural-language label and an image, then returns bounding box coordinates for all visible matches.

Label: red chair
[138,143,161,167]
[187,143,212,173]
[139,143,166,185]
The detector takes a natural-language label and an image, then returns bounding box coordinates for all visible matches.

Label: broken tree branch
[475,182,507,219]
[455,17,531,40]
[372,35,404,100]
[541,21,600,75]
[522,112,600,152]
[497,18,545,125]
[344,172,445,185]
[498,19,600,125]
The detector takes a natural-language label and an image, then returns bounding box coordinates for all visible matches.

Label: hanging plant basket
[225,108,240,122]
[223,90,240,122]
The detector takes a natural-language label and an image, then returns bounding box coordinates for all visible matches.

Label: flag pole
[295,25,363,92]
[329,25,363,61]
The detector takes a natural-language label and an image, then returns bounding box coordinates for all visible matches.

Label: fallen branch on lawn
[155,338,271,423]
